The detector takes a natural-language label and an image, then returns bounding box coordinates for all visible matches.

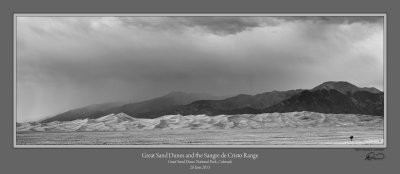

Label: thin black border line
[13,13,387,149]
[13,14,17,147]
[12,12,388,14]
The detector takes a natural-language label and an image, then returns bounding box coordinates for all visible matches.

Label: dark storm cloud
[279,16,383,24]
[16,16,384,122]
[120,16,280,35]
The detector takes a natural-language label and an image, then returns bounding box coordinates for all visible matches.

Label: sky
[16,16,384,122]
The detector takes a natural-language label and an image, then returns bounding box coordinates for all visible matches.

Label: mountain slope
[132,89,303,118]
[115,91,226,116]
[41,92,225,123]
[40,81,384,122]
[138,82,383,117]
[264,88,384,116]
[41,102,128,123]
[312,81,382,94]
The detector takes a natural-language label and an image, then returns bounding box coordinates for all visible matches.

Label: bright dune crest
[17,112,383,132]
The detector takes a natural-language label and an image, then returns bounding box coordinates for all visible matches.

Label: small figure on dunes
[349,135,354,141]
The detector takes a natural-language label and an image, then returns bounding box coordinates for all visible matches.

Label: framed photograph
[14,14,386,148]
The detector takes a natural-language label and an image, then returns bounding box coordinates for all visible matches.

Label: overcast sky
[16,16,384,122]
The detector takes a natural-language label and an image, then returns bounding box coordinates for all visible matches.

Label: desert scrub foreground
[16,126,383,145]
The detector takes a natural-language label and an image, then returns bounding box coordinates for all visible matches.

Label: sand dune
[16,112,383,132]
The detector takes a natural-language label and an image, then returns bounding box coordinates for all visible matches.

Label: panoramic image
[15,15,385,147]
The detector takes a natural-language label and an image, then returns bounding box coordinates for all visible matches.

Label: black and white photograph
[14,14,386,147]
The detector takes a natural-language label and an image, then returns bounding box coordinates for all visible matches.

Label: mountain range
[40,81,384,123]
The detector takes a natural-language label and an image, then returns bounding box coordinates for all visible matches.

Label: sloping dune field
[16,111,384,146]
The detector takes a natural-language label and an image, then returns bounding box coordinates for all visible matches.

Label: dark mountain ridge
[134,81,383,118]
[40,81,384,122]
[136,89,303,117]
[264,88,384,116]
[312,81,381,94]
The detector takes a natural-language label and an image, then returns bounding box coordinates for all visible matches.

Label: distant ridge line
[38,81,384,123]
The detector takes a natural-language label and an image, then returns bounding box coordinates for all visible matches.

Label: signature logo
[365,152,385,160]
